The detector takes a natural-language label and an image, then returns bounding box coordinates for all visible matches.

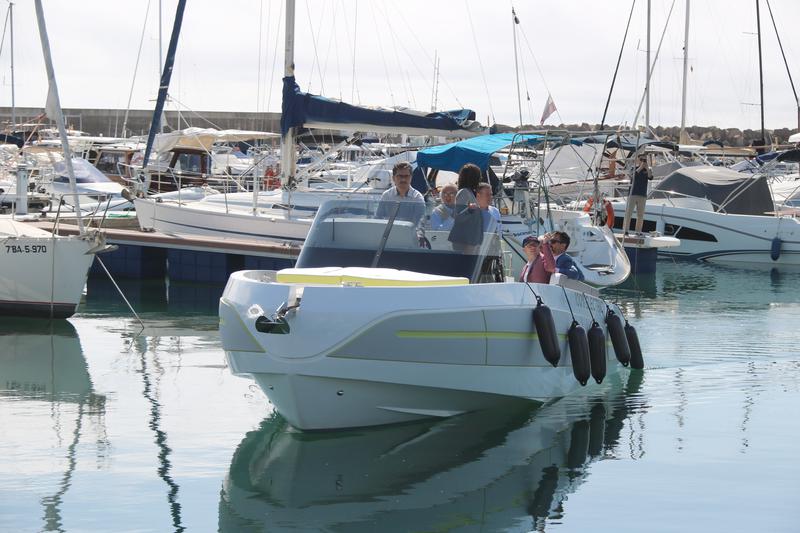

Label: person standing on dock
[376,161,426,225]
[623,153,653,235]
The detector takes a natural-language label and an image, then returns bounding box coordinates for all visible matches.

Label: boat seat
[275,266,469,287]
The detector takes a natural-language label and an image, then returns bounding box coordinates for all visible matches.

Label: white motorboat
[0,216,106,318]
[220,198,641,430]
[609,165,800,265]
[219,372,641,531]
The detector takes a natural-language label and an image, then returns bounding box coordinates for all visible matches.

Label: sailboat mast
[33,0,84,233]
[755,0,766,145]
[280,0,297,187]
[645,0,651,130]
[8,1,14,130]
[512,7,523,128]
[679,0,690,144]
[141,0,187,187]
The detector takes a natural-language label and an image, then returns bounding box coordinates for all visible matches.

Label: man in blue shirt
[375,161,426,225]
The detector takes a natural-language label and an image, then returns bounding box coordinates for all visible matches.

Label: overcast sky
[2,0,799,131]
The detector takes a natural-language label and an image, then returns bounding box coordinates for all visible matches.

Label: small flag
[540,94,556,125]
[512,7,519,24]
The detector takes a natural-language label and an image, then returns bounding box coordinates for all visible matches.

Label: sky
[2,0,799,132]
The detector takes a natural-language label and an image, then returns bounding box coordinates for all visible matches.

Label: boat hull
[220,271,630,430]
[611,200,800,265]
[0,222,101,318]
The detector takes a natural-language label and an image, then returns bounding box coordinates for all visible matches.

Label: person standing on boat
[375,161,425,225]
[519,235,555,283]
[476,182,501,235]
[448,163,483,252]
[431,183,457,230]
[622,153,653,235]
[549,231,585,281]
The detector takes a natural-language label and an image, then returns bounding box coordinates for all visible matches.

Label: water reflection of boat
[219,373,643,532]
[0,318,107,532]
[0,319,97,403]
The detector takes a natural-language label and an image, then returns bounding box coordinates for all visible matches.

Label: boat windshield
[296,198,504,283]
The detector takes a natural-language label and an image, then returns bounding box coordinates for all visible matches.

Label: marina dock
[25,220,298,282]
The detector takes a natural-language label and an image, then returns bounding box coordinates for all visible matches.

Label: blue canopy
[416,133,546,172]
[281,76,486,137]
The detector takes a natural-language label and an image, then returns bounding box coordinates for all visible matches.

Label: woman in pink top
[519,235,556,283]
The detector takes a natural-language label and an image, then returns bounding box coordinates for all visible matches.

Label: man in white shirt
[375,161,426,225]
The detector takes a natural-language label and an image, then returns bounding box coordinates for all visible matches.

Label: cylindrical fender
[606,310,631,366]
[771,237,782,261]
[533,302,561,367]
[587,322,607,384]
[588,400,607,458]
[566,419,590,470]
[625,321,644,370]
[567,321,591,386]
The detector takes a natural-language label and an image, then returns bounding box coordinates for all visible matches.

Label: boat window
[612,216,656,233]
[674,226,718,242]
[96,152,125,173]
[297,199,503,283]
[174,153,203,174]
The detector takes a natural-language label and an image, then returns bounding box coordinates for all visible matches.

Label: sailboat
[0,0,109,319]
[131,0,487,245]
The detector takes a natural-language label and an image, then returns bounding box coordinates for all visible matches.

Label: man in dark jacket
[549,231,585,281]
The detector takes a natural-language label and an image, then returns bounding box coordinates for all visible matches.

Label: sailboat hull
[0,220,101,318]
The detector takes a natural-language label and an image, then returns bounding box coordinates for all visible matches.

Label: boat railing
[49,192,117,234]
[648,188,723,212]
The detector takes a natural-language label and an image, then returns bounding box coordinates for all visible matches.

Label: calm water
[1,263,799,533]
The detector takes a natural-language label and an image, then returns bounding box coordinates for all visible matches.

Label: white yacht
[219,198,640,430]
[609,165,800,265]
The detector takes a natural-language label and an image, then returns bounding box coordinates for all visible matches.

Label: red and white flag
[539,94,556,125]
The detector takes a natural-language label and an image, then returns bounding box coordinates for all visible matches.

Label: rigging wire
[122,0,152,137]
[319,0,340,99]
[464,0,496,124]
[265,0,283,115]
[511,6,535,125]
[0,6,9,59]
[517,23,565,124]
[765,0,799,123]
[348,0,359,103]
[368,2,396,107]
[256,0,264,112]
[632,0,677,129]
[601,0,636,128]
[387,5,464,109]
[304,0,326,94]
[376,2,422,108]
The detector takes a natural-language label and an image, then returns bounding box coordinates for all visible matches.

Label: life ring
[582,197,615,229]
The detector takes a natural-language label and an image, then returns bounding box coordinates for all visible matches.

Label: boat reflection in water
[0,319,107,533]
[220,372,644,532]
[0,319,102,407]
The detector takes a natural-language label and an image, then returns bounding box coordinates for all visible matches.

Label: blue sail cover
[416,133,546,172]
[281,76,486,137]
